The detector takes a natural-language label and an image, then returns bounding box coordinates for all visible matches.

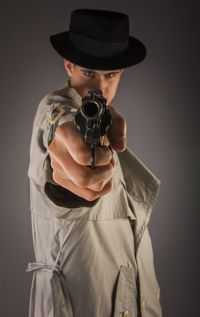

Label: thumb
[107,106,127,152]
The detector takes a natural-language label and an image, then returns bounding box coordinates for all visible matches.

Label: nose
[93,77,106,94]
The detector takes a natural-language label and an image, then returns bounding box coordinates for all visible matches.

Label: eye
[83,71,94,78]
[105,73,117,78]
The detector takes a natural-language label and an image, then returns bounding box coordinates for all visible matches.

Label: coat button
[123,310,129,317]
[141,299,146,311]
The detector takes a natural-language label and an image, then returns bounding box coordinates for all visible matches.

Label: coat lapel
[118,148,161,249]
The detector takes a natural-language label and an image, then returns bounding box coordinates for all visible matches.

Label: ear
[64,59,75,76]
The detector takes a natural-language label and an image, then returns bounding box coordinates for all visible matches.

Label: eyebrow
[80,69,120,75]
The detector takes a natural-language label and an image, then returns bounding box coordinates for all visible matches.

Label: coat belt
[26,262,61,274]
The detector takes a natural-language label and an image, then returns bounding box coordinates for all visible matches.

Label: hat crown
[70,9,129,43]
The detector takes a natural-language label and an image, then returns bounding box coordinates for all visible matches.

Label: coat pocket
[27,262,73,317]
[113,265,138,317]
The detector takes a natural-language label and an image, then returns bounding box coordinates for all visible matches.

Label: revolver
[74,89,112,168]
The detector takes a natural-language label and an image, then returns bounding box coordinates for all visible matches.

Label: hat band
[69,32,128,58]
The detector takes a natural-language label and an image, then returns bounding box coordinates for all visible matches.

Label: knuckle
[47,139,58,155]
[47,142,54,154]
[105,177,113,190]
[55,123,68,138]
[94,181,104,192]
[107,179,113,191]
[102,180,113,195]
[84,192,97,202]
[50,159,55,170]
[74,150,90,165]
[52,170,58,184]
[74,170,89,188]
[54,125,62,137]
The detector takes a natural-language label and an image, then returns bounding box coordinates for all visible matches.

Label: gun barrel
[81,100,100,120]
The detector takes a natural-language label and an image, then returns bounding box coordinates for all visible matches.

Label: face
[64,60,124,105]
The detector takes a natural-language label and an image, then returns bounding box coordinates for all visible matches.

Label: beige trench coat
[27,82,162,317]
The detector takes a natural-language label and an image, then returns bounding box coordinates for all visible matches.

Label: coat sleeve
[28,90,99,217]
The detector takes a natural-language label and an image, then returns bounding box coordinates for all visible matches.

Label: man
[27,9,162,317]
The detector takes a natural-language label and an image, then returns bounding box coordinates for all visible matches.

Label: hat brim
[50,32,146,70]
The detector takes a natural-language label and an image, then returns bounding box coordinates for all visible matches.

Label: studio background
[0,0,199,316]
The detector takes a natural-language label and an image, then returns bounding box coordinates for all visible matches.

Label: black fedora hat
[50,9,146,70]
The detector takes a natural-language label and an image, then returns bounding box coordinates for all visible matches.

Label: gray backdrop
[0,0,199,316]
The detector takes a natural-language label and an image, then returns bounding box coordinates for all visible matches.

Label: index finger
[55,121,112,166]
[107,106,127,152]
